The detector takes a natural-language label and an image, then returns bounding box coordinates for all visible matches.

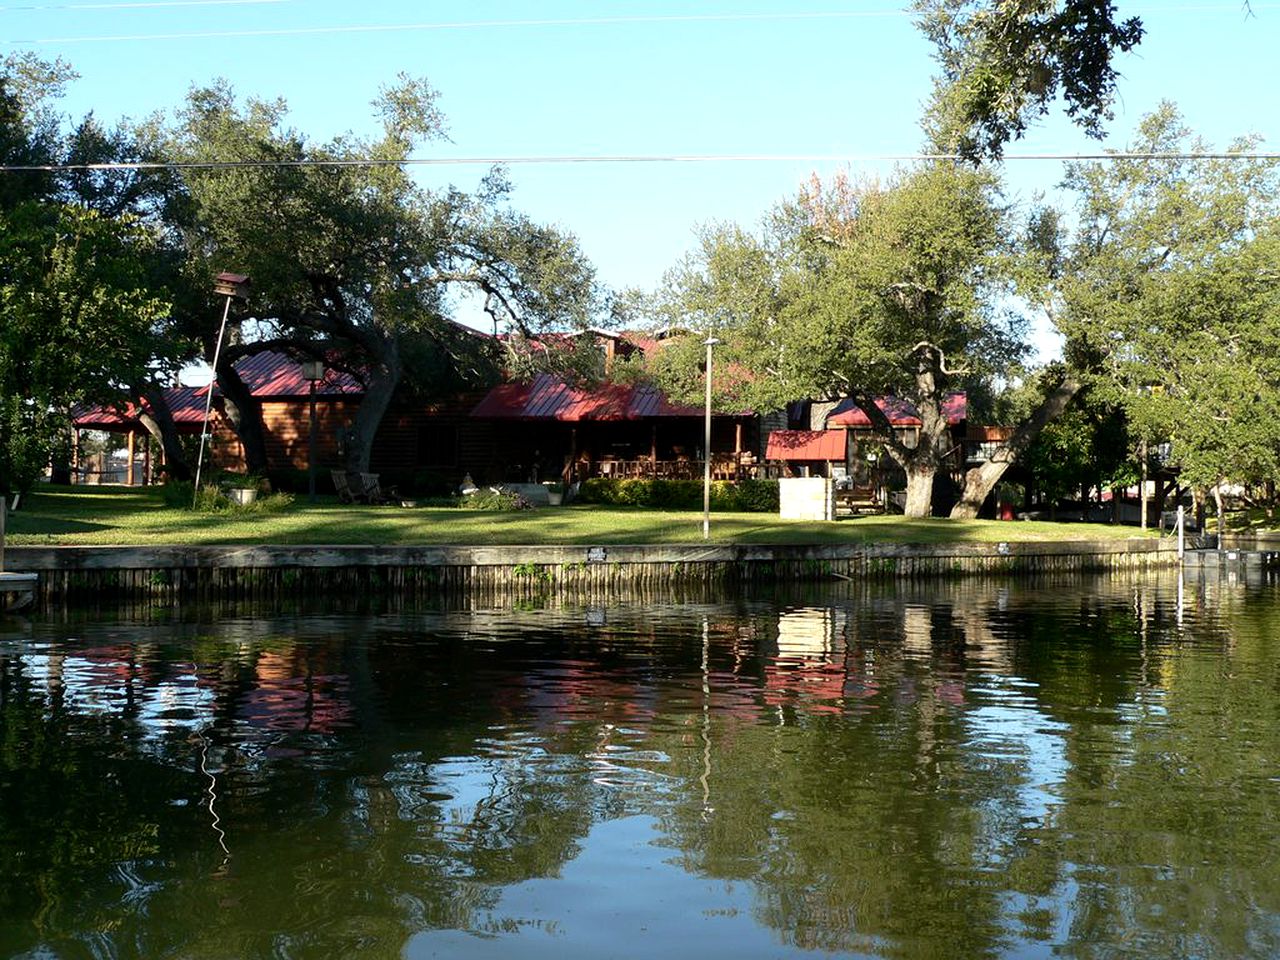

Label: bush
[458,489,532,511]
[161,479,295,515]
[576,478,778,512]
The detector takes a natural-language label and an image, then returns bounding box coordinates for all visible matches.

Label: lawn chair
[331,469,358,503]
[356,472,387,504]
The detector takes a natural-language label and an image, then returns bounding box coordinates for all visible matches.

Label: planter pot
[228,487,258,506]
[546,492,563,506]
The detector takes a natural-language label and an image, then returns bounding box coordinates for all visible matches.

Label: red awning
[827,392,967,428]
[766,430,846,461]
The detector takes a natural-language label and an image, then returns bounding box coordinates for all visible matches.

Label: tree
[653,164,1024,517]
[0,58,178,498]
[164,78,602,477]
[915,0,1144,160]
[1055,105,1280,512]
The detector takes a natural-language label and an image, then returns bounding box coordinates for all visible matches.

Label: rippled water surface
[2,572,1279,958]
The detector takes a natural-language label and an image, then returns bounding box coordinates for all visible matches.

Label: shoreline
[3,538,1225,608]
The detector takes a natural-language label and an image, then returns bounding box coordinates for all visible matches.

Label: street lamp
[702,336,720,540]
[193,272,250,507]
[301,359,325,502]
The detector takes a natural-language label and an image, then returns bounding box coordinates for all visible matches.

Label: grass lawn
[2,485,1165,547]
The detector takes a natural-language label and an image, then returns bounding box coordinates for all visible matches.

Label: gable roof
[826,392,967,428]
[73,386,209,434]
[196,351,363,399]
[471,373,708,421]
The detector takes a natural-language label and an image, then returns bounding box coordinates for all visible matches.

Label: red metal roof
[196,351,363,399]
[827,392,967,428]
[73,387,209,434]
[471,373,708,421]
[766,430,847,461]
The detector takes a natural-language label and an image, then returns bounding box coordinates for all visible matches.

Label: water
[2,572,1279,959]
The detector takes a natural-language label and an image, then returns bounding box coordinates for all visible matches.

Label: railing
[588,458,782,481]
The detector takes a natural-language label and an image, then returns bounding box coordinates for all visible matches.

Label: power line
[5,2,1273,44]
[8,10,915,44]
[4,151,1279,172]
[1,0,286,11]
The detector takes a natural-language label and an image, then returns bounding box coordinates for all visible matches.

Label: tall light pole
[301,359,325,502]
[193,272,250,507]
[703,336,720,540]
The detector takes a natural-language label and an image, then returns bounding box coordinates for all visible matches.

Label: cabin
[72,339,1007,512]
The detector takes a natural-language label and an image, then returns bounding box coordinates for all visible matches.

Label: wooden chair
[331,469,357,503]
[356,472,387,504]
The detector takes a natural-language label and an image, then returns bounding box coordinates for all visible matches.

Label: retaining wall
[3,538,1189,608]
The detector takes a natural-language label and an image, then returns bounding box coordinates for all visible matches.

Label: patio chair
[331,469,357,503]
[356,472,388,504]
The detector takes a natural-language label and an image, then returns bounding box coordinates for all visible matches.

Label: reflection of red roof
[766,430,846,461]
[471,373,708,421]
[827,392,967,428]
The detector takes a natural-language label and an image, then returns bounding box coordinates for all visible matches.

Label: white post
[1177,504,1185,561]
[193,293,234,507]
[702,336,719,540]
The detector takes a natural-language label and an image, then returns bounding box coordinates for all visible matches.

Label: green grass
[4,484,1163,547]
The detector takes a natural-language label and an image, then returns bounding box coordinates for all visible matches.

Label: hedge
[576,478,779,512]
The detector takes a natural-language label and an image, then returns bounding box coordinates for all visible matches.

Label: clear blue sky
[7,0,1278,315]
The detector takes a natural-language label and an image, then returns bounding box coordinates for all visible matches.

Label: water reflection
[1,570,1279,958]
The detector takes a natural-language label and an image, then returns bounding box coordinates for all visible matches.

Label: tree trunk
[903,465,936,518]
[949,376,1083,520]
[133,382,192,482]
[216,365,270,475]
[343,338,401,475]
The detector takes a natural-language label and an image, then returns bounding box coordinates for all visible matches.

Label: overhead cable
[3,151,1279,172]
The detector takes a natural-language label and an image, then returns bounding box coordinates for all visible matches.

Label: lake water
[2,571,1278,959]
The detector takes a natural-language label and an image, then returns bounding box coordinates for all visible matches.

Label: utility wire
[8,10,933,44]
[5,3,1274,44]
[1,0,286,11]
[3,151,1279,172]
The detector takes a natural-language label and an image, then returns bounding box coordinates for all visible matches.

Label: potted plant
[223,473,261,506]
[544,481,565,506]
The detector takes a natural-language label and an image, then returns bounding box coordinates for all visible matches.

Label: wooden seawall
[4,539,1187,607]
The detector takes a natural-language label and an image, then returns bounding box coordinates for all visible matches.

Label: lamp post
[301,359,325,502]
[703,336,720,540]
[193,273,251,508]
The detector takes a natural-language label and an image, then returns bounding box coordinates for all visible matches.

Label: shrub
[458,489,532,511]
[575,478,778,512]
[161,480,295,515]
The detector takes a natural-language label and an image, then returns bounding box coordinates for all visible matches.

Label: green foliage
[0,56,181,498]
[163,78,602,471]
[576,478,778,512]
[916,0,1144,160]
[159,479,294,515]
[1056,105,1280,492]
[458,489,531,511]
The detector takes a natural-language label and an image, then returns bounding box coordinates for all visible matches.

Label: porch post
[734,420,742,479]
[126,430,136,486]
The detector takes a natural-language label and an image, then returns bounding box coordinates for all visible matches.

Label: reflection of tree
[3,578,1280,958]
